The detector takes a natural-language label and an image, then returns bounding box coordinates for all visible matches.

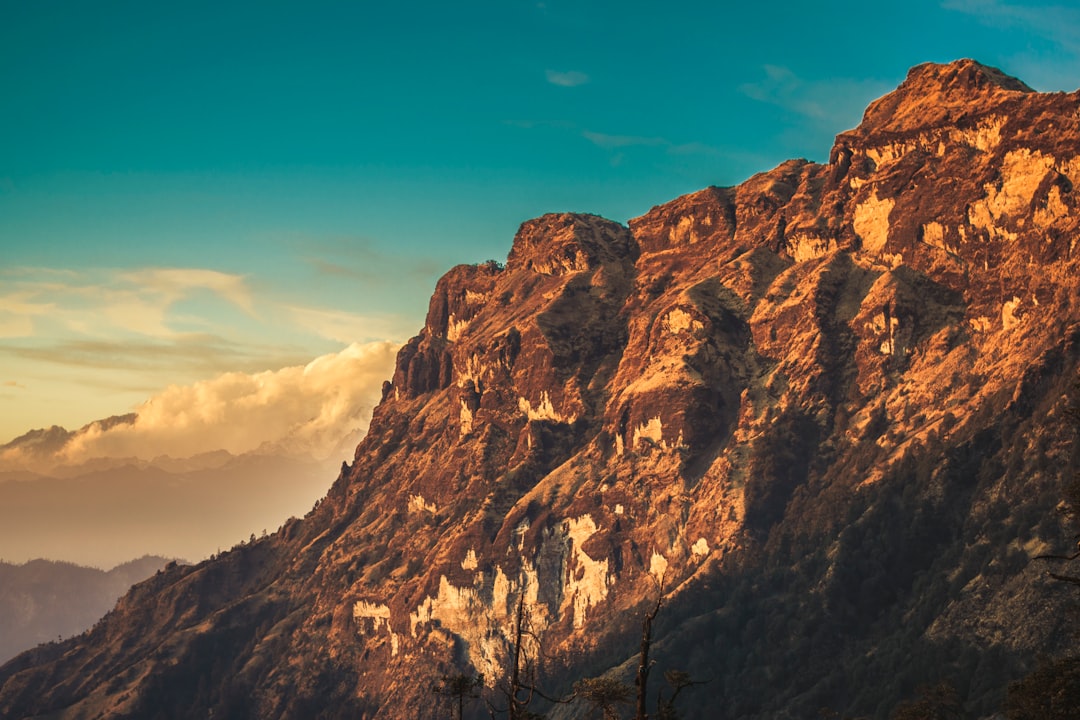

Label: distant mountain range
[0,556,173,665]
[1,59,1078,719]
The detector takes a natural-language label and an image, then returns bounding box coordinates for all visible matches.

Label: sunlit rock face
[2,60,1079,720]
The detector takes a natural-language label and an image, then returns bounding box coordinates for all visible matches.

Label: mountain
[0,556,173,665]
[1,59,1078,719]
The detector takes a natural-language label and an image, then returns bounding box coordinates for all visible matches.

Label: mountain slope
[1,59,1077,720]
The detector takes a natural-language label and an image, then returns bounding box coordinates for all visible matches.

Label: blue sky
[1,0,1078,443]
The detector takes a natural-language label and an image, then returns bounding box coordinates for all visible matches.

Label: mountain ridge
[1,59,1078,719]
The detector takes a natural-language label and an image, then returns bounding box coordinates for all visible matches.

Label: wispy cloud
[580,129,730,162]
[0,335,307,379]
[118,268,255,315]
[287,306,407,345]
[582,131,668,150]
[942,0,1080,90]
[942,0,1080,50]
[739,65,893,138]
[301,236,442,285]
[3,381,26,389]
[0,266,256,341]
[546,69,589,87]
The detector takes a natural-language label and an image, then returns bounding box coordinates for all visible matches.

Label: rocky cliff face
[1,60,1077,719]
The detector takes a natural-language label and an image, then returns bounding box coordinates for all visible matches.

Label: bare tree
[634,582,664,720]
[487,588,569,719]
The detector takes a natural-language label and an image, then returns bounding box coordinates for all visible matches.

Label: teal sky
[2,0,1078,443]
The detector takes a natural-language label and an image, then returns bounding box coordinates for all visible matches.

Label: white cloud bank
[70,340,397,462]
[3,341,400,470]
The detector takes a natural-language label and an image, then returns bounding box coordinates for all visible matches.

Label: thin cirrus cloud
[739,64,892,135]
[941,0,1080,90]
[941,0,1080,52]
[0,266,256,341]
[2,335,304,378]
[287,305,407,346]
[581,130,728,159]
[581,130,669,150]
[117,268,256,315]
[546,69,589,87]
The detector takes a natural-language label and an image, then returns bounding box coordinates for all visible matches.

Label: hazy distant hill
[0,452,337,568]
[0,556,172,664]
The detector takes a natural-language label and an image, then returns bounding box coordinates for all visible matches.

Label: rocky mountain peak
[848,59,1036,139]
[506,212,638,275]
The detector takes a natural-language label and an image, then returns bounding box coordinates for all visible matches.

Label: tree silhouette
[574,675,633,720]
[634,583,663,720]
[433,672,483,720]
[486,588,569,719]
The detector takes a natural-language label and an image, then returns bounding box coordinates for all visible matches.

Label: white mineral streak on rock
[615,433,625,456]
[410,569,510,676]
[406,555,555,679]
[1034,185,1069,228]
[459,399,474,436]
[633,416,664,449]
[953,115,1005,153]
[853,189,895,255]
[462,549,479,571]
[866,142,916,168]
[447,314,469,342]
[969,148,1055,240]
[407,494,437,515]
[922,222,949,253]
[650,552,668,580]
[561,515,611,629]
[692,538,710,558]
[664,307,703,334]
[1002,296,1023,330]
[464,290,488,305]
[667,215,701,244]
[867,311,900,356]
[353,601,392,633]
[513,519,530,552]
[519,391,576,423]
[457,354,489,387]
[863,116,1004,171]
[788,233,837,263]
